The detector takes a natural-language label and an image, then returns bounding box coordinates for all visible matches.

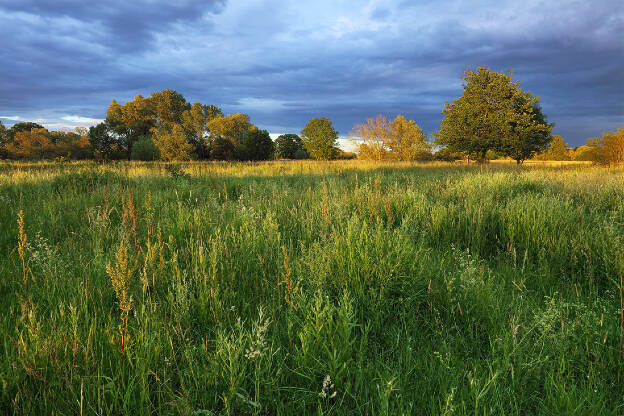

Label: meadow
[0,160,623,415]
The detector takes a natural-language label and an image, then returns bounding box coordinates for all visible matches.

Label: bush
[210,137,235,160]
[293,149,310,159]
[131,136,160,160]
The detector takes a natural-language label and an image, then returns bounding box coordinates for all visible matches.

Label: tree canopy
[301,118,339,160]
[435,66,552,163]
[354,115,430,160]
[275,134,304,159]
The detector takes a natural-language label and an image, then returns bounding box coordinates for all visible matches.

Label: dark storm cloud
[0,0,622,145]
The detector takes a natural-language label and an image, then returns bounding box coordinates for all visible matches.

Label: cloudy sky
[0,0,622,146]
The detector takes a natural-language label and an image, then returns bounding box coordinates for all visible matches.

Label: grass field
[0,160,623,415]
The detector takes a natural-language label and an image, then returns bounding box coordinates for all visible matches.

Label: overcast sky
[0,0,622,146]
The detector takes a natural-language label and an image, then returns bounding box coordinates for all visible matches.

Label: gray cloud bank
[0,0,622,145]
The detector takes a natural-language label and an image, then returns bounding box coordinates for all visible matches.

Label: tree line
[0,67,622,165]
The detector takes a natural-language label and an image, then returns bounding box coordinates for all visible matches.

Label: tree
[209,137,235,160]
[236,129,274,161]
[8,122,45,139]
[274,134,303,159]
[6,128,54,159]
[89,122,121,160]
[152,124,193,161]
[206,113,256,144]
[106,96,155,159]
[582,128,624,165]
[150,89,188,127]
[353,115,430,160]
[503,102,553,164]
[131,136,160,160]
[181,102,222,159]
[0,121,7,158]
[352,115,389,160]
[388,115,431,160]
[435,66,551,163]
[301,117,339,160]
[535,134,569,161]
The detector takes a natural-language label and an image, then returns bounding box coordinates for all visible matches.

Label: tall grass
[0,160,622,414]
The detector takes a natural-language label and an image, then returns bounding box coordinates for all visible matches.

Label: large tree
[435,66,551,163]
[301,117,339,160]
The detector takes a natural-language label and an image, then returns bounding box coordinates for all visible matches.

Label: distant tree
[582,128,624,165]
[88,122,120,161]
[6,128,54,159]
[209,137,235,160]
[50,130,91,159]
[354,114,430,161]
[602,128,624,165]
[387,115,430,160]
[236,129,274,161]
[352,115,388,160]
[570,145,595,161]
[181,102,222,159]
[274,134,303,159]
[435,66,550,163]
[535,134,569,161]
[301,117,339,160]
[152,124,193,161]
[8,122,45,139]
[0,121,7,158]
[434,147,462,161]
[131,136,160,160]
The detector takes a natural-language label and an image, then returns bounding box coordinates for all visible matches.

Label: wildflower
[319,375,336,399]
[245,308,270,359]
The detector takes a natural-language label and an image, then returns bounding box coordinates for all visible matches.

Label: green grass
[0,160,623,415]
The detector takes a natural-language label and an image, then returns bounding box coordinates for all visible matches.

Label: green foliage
[152,123,194,161]
[181,102,222,159]
[293,148,310,159]
[130,135,160,161]
[436,67,552,163]
[8,121,45,139]
[536,134,570,161]
[149,89,189,127]
[0,120,8,158]
[236,129,274,161]
[275,134,303,159]
[209,136,236,160]
[301,117,339,160]
[502,103,553,164]
[88,122,121,160]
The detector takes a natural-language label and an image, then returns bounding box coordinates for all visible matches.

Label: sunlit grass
[0,160,622,414]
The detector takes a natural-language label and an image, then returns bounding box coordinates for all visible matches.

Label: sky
[0,0,622,147]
